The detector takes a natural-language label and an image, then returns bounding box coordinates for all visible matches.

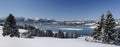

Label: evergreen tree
[72,32,78,38]
[64,33,69,38]
[57,30,64,38]
[38,30,45,37]
[4,14,16,26]
[92,11,116,44]
[92,14,105,40]
[114,28,120,45]
[102,11,116,44]
[2,14,20,37]
[53,33,57,37]
[30,29,37,36]
[69,32,74,38]
[45,30,53,37]
[69,32,78,38]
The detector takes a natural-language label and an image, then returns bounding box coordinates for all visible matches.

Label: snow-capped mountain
[0,17,57,25]
[34,17,41,21]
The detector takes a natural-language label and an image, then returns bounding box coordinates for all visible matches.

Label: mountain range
[0,17,57,25]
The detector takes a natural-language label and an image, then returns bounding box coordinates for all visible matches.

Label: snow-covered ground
[90,25,120,29]
[60,28,83,30]
[89,26,97,29]
[0,26,119,47]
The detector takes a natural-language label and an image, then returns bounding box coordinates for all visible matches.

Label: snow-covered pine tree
[57,30,64,38]
[69,32,74,38]
[2,14,20,37]
[64,33,69,38]
[37,30,45,37]
[53,33,57,37]
[92,14,105,40]
[72,32,78,38]
[114,28,120,45]
[102,11,116,44]
[45,30,53,37]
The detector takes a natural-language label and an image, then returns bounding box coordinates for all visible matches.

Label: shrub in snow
[21,31,33,38]
[22,28,46,37]
[2,14,20,37]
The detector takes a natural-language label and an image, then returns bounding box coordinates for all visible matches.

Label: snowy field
[0,26,119,47]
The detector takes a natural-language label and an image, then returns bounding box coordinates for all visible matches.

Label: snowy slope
[0,26,119,47]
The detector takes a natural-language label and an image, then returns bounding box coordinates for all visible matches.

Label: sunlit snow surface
[89,26,97,29]
[0,26,119,47]
[60,28,83,30]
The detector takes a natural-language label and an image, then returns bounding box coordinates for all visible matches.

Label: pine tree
[45,30,53,37]
[30,29,37,36]
[102,11,116,44]
[38,30,45,37]
[57,30,64,38]
[64,33,69,38]
[69,32,78,38]
[92,11,116,44]
[4,14,16,26]
[2,14,20,37]
[114,28,120,45]
[53,33,57,37]
[72,32,78,38]
[69,32,74,38]
[92,14,105,40]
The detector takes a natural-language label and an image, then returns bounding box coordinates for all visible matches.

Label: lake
[36,25,94,36]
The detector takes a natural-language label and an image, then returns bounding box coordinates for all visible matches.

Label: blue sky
[0,0,120,21]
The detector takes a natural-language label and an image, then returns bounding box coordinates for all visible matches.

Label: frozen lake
[37,25,94,35]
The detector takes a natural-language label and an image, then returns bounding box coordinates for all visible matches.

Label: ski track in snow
[0,26,119,47]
